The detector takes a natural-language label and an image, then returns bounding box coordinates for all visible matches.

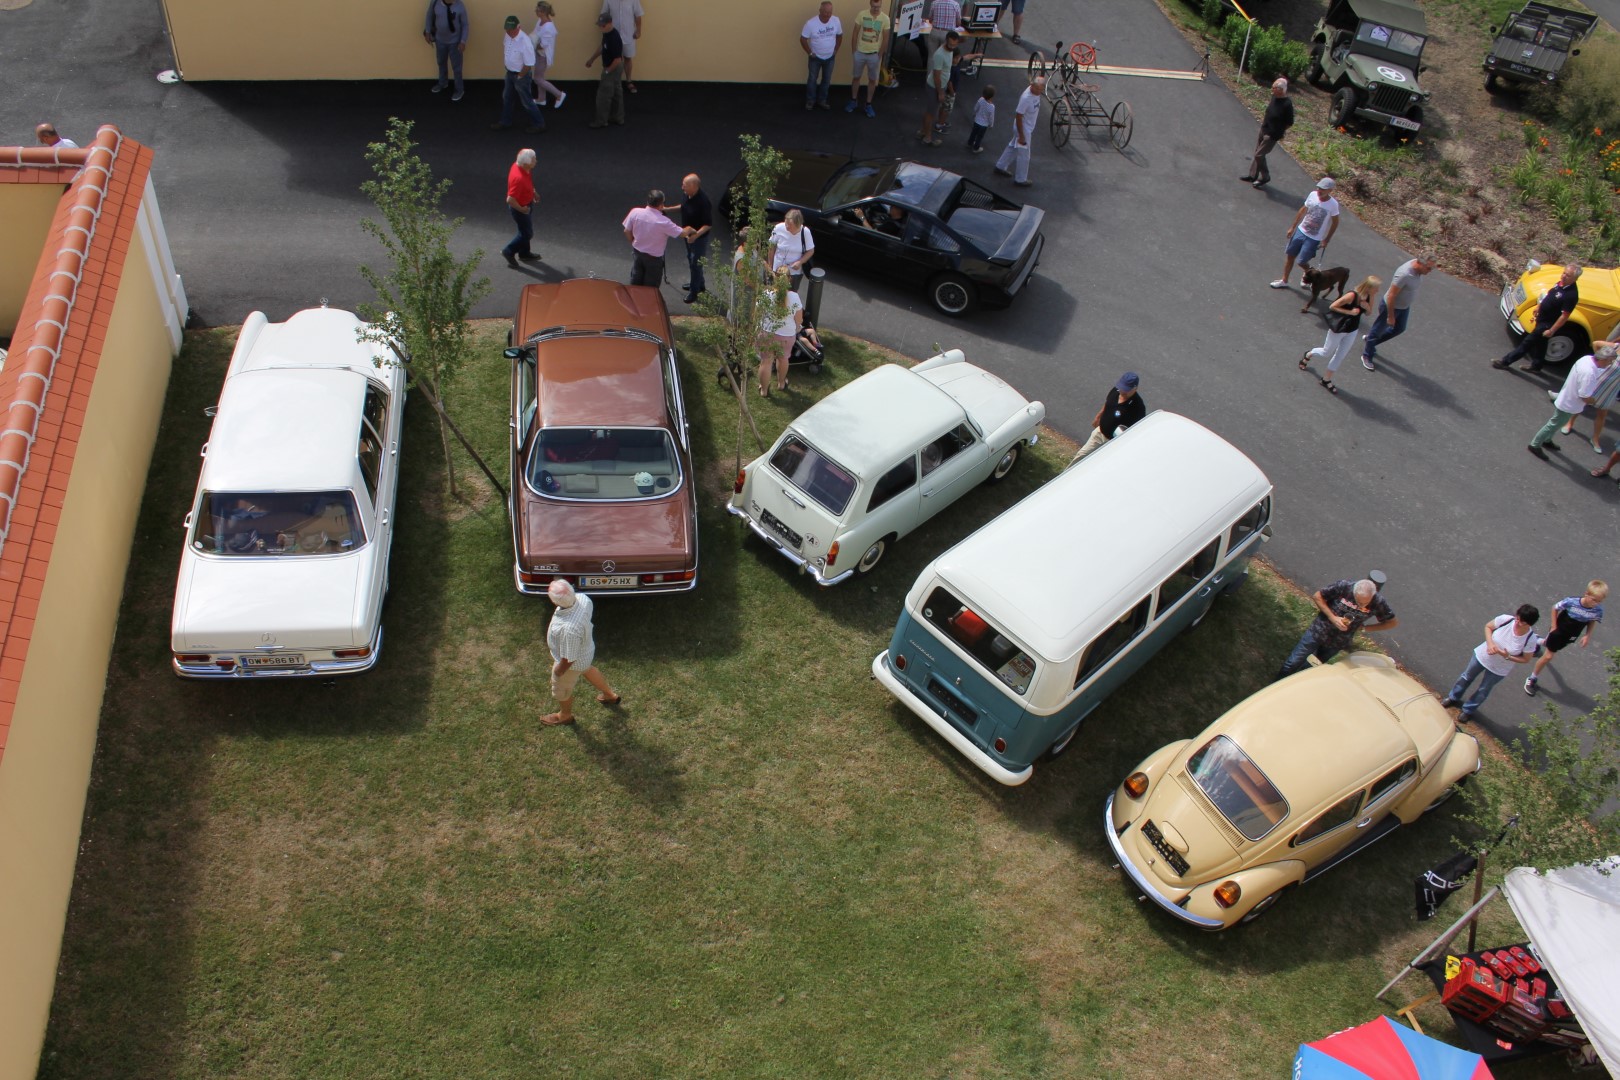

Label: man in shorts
[1004,0,1027,44]
[847,0,890,116]
[1271,177,1339,290]
[543,579,622,725]
[1523,581,1606,695]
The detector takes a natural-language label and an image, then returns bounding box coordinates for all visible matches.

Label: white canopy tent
[1379,856,1620,1077]
[1501,859,1620,1076]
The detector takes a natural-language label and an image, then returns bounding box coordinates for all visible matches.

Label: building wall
[161,0,858,83]
[0,227,175,1080]
[0,186,64,342]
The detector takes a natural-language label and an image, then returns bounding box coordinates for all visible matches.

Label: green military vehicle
[1483,3,1597,92]
[1306,0,1431,136]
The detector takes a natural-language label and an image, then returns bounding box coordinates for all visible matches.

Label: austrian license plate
[243,653,307,668]
[579,575,638,588]
[1389,116,1420,131]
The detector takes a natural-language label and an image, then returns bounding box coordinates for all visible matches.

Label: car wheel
[987,442,1021,483]
[1484,72,1500,93]
[1546,326,1589,366]
[1424,777,1469,814]
[929,273,978,317]
[1044,721,1082,760]
[856,535,893,575]
[1328,86,1357,128]
[1237,885,1293,926]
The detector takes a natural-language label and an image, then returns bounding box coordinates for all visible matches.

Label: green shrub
[1509,150,1543,203]
[1557,35,1620,139]
[1201,0,1226,27]
[1219,18,1308,84]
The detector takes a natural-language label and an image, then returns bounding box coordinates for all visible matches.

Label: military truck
[1306,0,1430,136]
[1483,2,1597,93]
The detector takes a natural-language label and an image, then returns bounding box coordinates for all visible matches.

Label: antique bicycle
[1030,41,1133,152]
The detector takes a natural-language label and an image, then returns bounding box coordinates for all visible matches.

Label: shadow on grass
[568,706,688,813]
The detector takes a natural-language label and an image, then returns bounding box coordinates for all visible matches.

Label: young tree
[684,134,791,468]
[1456,649,1620,873]
[357,117,499,500]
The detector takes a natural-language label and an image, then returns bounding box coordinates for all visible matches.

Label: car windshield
[822,161,942,210]
[1186,735,1290,841]
[921,586,1037,695]
[768,433,856,515]
[1357,21,1424,58]
[526,427,681,501]
[192,490,364,555]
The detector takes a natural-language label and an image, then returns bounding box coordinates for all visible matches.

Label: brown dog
[1300,265,1350,313]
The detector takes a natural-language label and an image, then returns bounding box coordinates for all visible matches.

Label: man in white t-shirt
[993,76,1043,186]
[801,2,844,110]
[600,0,644,93]
[1529,343,1616,458]
[1441,605,1541,720]
[1271,177,1340,289]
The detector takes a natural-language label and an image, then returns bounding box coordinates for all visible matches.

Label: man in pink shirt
[622,189,695,288]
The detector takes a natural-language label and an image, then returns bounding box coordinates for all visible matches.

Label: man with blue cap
[1069,371,1145,465]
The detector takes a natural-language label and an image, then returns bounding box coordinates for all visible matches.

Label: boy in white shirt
[966,85,996,153]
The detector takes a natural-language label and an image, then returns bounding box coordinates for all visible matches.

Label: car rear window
[768,434,856,515]
[921,586,1037,695]
[193,491,364,555]
[526,427,681,501]
[1186,735,1289,841]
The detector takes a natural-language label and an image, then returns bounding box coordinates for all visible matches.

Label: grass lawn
[40,319,1567,1079]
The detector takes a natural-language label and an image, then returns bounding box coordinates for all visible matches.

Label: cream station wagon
[727,350,1044,584]
[170,306,406,677]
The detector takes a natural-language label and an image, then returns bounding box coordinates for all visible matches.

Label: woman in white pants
[530,2,566,107]
[1301,275,1379,395]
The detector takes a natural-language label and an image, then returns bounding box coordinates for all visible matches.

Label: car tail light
[894,653,907,671]
[174,653,211,665]
[519,569,556,588]
[733,468,747,494]
[826,541,840,567]
[1123,772,1150,799]
[642,571,696,585]
[993,737,1006,753]
[1213,881,1242,909]
[214,658,236,671]
[334,647,372,660]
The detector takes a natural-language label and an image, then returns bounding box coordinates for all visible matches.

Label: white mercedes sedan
[171,306,405,678]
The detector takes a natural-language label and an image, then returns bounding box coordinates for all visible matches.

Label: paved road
[4,0,1618,747]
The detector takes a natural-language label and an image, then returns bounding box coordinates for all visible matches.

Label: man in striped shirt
[543,580,622,726]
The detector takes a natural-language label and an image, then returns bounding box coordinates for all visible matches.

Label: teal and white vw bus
[871,412,1272,785]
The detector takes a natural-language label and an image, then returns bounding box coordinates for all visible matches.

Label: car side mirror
[1489,25,1498,33]
[1572,47,1581,56]
[203,405,218,417]
[1419,65,1428,73]
[503,347,525,361]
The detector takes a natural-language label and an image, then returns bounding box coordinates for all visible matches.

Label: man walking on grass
[543,579,621,726]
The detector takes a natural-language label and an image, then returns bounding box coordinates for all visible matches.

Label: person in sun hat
[542,579,621,726]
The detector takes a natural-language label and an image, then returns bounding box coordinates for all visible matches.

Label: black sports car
[723,152,1045,317]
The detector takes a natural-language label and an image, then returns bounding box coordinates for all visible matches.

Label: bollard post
[805,267,827,326]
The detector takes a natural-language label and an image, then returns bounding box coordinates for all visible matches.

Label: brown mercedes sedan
[506,279,698,596]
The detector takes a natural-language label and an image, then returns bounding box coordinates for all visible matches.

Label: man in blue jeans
[801,2,844,110]
[1441,605,1541,720]
[676,173,712,304]
[1361,253,1435,371]
[493,15,547,133]
[1276,578,1398,680]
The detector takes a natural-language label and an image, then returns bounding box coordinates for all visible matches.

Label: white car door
[917,423,989,526]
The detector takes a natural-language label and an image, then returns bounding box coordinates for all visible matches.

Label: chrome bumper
[512,563,699,596]
[173,628,384,679]
[1500,283,1527,335]
[727,502,854,586]
[872,650,1032,786]
[1103,794,1225,930]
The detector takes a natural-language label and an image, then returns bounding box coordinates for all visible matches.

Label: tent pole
[1376,886,1501,1001]
[1466,851,1487,953]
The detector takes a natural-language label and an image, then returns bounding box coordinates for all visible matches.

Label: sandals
[597,693,622,706]
[1298,352,1310,371]
[541,712,575,726]
[1319,377,1338,395]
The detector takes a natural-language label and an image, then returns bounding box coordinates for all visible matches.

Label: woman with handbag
[767,210,815,291]
[1300,274,1379,395]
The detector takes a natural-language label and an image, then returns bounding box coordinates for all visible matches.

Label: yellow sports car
[1501,259,1620,365]
[1105,653,1480,930]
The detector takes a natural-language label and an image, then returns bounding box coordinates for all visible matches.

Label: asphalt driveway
[4,0,1618,747]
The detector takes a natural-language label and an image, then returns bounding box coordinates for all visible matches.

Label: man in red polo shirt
[501,148,541,269]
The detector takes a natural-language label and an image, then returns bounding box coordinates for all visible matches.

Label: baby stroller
[715,315,826,390]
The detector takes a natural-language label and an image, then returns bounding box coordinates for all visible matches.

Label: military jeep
[1306,0,1431,136]
[1483,3,1597,93]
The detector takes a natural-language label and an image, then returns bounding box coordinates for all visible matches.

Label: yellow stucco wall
[162,0,871,83]
[0,226,176,1080]
[0,185,65,342]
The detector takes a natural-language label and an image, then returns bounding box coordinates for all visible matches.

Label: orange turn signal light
[1213,881,1242,909]
[1123,772,1150,799]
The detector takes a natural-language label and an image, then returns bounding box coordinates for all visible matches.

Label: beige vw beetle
[1105,653,1481,930]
